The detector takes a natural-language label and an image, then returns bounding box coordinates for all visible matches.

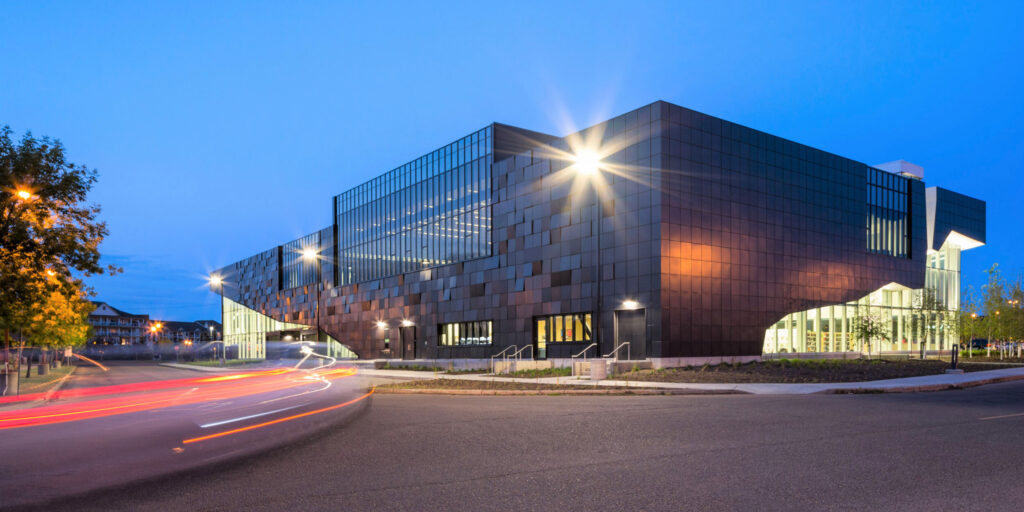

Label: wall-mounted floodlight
[574,150,601,176]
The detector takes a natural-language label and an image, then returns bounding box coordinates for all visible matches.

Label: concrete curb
[376,387,746,396]
[821,373,1024,394]
[158,363,236,372]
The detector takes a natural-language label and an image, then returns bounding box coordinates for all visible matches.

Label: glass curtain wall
[867,167,910,258]
[763,244,962,355]
[281,232,320,290]
[335,126,493,285]
[222,296,309,359]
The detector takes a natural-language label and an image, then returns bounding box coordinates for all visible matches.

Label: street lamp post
[150,322,162,360]
[574,151,603,358]
[301,248,322,350]
[209,275,226,365]
[969,313,977,359]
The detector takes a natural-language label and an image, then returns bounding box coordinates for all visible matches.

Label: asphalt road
[17,374,1024,512]
[1,361,369,509]
[63,360,202,388]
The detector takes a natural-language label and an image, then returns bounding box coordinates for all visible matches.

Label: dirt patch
[611,359,1022,384]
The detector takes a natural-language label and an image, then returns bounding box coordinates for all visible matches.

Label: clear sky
[2,1,1021,320]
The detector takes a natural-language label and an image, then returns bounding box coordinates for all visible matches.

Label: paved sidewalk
[361,366,1024,394]
[156,363,1024,394]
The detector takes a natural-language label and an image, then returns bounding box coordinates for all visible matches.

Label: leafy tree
[980,264,1008,349]
[19,280,93,377]
[1007,275,1024,344]
[960,287,981,356]
[0,126,118,366]
[853,306,890,358]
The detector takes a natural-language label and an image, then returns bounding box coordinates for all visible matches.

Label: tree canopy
[0,125,117,348]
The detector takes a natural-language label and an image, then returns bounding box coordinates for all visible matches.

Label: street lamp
[574,150,604,357]
[301,247,322,347]
[150,322,163,358]
[208,274,227,365]
[969,312,977,359]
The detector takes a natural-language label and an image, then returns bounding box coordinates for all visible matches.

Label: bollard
[37,363,48,376]
[951,345,959,370]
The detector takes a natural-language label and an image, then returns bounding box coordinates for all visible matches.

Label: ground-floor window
[536,313,592,343]
[438,321,493,346]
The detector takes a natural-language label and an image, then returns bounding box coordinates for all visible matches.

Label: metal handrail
[511,345,533,362]
[571,342,598,377]
[490,345,516,374]
[604,341,630,361]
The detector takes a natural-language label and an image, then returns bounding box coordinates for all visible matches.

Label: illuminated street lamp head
[971,313,977,319]
[574,150,601,176]
[16,189,32,200]
[301,247,317,260]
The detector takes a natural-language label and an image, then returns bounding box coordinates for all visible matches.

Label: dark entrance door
[614,309,646,360]
[400,326,417,360]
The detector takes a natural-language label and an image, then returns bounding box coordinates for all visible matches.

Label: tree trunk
[17,338,29,379]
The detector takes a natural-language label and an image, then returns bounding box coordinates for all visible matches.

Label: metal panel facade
[215,101,959,359]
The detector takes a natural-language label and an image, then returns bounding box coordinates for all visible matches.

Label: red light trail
[0,367,359,430]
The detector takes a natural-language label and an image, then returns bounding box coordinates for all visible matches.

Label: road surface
[0,361,371,509]
[12,368,1024,512]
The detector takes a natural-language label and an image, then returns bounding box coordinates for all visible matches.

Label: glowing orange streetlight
[15,189,32,201]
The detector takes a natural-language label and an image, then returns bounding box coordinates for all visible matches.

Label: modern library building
[211,100,985,364]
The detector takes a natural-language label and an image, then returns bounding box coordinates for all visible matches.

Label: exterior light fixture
[376,321,388,329]
[209,275,223,286]
[574,150,601,175]
[401,319,414,327]
[621,300,640,310]
[15,189,32,200]
[301,247,317,260]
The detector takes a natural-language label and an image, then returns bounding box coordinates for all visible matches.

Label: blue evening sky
[2,1,1021,320]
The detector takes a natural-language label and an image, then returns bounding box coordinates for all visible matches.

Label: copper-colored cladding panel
[655,102,925,356]
[217,101,929,359]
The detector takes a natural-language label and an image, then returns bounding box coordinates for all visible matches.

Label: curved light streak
[181,387,375,445]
